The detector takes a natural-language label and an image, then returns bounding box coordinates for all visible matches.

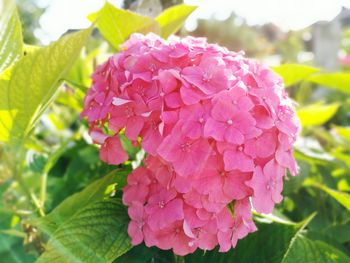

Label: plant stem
[15,164,45,217]
[174,255,185,263]
[39,172,47,214]
[8,147,45,217]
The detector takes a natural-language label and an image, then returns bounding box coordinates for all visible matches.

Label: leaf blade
[0,0,23,73]
[88,3,160,50]
[308,72,350,94]
[297,102,339,127]
[273,64,320,87]
[185,214,350,263]
[156,4,197,39]
[0,28,92,145]
[36,199,131,263]
[35,170,128,235]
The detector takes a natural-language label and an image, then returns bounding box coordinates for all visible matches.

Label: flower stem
[174,255,185,263]
[7,146,45,217]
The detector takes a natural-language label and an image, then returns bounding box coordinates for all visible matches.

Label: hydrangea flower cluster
[82,33,300,255]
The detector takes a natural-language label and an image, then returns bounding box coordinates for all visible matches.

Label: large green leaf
[156,4,197,39]
[0,237,36,263]
[294,137,334,162]
[334,126,350,141]
[308,73,350,94]
[185,215,350,263]
[88,3,160,50]
[0,0,23,73]
[273,64,320,87]
[308,182,350,211]
[297,102,339,127]
[281,237,350,263]
[36,199,131,263]
[35,169,128,235]
[0,28,92,145]
[115,244,174,263]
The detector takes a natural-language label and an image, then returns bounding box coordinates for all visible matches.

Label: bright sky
[35,0,350,44]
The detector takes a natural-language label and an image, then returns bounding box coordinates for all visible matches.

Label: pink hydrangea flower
[246,159,285,213]
[81,33,300,256]
[99,135,128,165]
[127,202,145,245]
[145,188,184,230]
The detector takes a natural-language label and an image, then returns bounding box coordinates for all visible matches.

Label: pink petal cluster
[340,55,350,67]
[81,33,300,255]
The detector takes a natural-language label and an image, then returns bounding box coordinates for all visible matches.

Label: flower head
[81,33,300,256]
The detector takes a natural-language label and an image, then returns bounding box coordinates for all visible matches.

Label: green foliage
[273,64,320,87]
[307,182,350,211]
[1,1,350,262]
[115,244,174,263]
[308,73,350,94]
[186,215,350,263]
[0,0,23,73]
[297,102,340,126]
[156,4,197,39]
[35,170,128,235]
[37,199,131,263]
[88,3,196,50]
[88,3,160,50]
[0,28,92,145]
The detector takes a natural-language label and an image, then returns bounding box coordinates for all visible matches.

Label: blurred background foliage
[1,0,350,262]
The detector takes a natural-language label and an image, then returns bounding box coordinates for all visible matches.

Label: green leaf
[294,137,334,162]
[297,102,339,127]
[115,244,174,263]
[273,64,320,87]
[0,236,36,263]
[281,237,350,263]
[308,73,350,94]
[311,183,350,211]
[35,169,128,235]
[36,199,131,263]
[334,126,350,141]
[156,4,197,39]
[186,214,350,263]
[0,28,92,145]
[0,0,23,73]
[88,3,160,50]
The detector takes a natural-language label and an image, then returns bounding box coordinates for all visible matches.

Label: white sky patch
[34,0,350,44]
[35,0,123,44]
[185,0,350,31]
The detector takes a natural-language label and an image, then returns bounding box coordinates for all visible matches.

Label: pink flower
[123,167,151,205]
[109,99,148,140]
[150,221,197,255]
[126,78,160,105]
[99,135,128,165]
[231,198,257,247]
[182,55,229,95]
[81,33,300,256]
[184,219,218,250]
[145,188,184,230]
[340,55,350,67]
[246,159,285,213]
[178,103,211,139]
[193,156,252,202]
[127,202,145,245]
[275,105,300,138]
[217,142,255,172]
[217,198,256,250]
[244,130,278,159]
[276,133,298,175]
[81,60,116,123]
[204,88,260,144]
[157,125,212,177]
[140,111,163,155]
